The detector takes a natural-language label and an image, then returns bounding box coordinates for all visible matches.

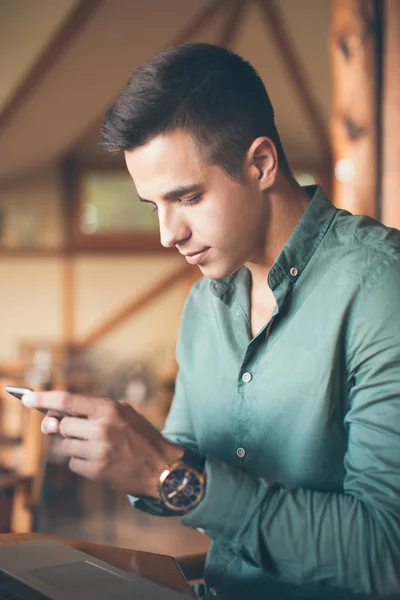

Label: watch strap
[134,496,180,517]
[181,448,205,472]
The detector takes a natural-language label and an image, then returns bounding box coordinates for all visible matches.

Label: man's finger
[41,416,60,435]
[62,438,92,460]
[69,457,102,480]
[59,416,99,440]
[22,390,99,418]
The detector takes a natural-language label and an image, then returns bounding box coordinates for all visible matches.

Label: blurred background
[0,0,398,569]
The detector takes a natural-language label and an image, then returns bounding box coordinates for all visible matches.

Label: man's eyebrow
[138,183,204,203]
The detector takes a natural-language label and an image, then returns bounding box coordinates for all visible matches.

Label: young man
[25,44,400,599]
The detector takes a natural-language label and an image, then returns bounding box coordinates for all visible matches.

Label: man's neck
[246,176,311,295]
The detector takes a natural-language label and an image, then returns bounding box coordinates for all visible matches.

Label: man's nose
[158,207,190,249]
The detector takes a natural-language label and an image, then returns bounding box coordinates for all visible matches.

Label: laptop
[0,539,192,599]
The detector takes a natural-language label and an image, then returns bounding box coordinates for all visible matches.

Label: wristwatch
[159,448,206,513]
[135,448,206,516]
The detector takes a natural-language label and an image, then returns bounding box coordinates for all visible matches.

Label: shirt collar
[210,185,337,300]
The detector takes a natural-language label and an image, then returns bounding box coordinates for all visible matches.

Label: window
[73,168,163,252]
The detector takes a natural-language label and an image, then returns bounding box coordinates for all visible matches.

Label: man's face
[125,130,268,280]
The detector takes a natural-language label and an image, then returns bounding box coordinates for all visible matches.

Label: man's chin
[198,262,241,281]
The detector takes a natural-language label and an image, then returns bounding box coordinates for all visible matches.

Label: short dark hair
[102,42,290,181]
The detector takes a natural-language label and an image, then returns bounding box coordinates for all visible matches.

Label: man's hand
[22,391,183,498]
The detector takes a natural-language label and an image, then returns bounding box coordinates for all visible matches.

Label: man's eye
[149,204,158,212]
[181,194,202,206]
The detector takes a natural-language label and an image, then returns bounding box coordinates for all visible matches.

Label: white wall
[73,254,185,374]
[0,257,64,361]
[0,254,186,368]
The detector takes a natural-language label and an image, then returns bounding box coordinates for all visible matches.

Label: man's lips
[181,248,210,265]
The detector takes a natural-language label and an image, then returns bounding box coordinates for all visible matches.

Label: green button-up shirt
[137,186,400,599]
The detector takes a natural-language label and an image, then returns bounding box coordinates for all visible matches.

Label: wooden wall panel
[330,0,380,217]
[381,0,400,228]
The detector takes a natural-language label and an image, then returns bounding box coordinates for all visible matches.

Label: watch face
[161,466,204,510]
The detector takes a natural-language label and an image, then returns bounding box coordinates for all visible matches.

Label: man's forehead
[124,132,210,199]
[125,130,202,166]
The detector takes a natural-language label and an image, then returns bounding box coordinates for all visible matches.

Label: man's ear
[247,137,278,190]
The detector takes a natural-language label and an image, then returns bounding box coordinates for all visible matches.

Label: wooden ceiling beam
[170,0,227,47]
[0,0,105,136]
[216,0,250,49]
[257,0,332,165]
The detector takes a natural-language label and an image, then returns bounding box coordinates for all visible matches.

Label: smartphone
[4,385,66,420]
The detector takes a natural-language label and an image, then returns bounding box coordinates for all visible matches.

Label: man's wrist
[135,446,206,517]
[145,442,185,500]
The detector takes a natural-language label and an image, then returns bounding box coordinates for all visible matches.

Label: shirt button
[242,372,252,383]
[237,447,246,458]
[290,267,298,276]
[209,588,217,596]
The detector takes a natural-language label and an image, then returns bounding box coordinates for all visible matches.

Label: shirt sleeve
[182,256,400,597]
[160,280,205,451]
[161,369,199,450]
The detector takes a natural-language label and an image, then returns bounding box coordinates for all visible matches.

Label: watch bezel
[159,462,205,513]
